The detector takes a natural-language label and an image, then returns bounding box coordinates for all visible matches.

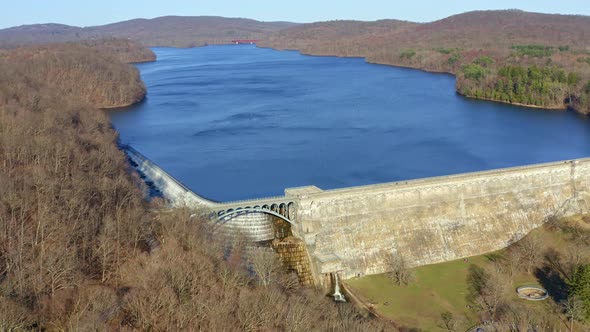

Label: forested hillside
[0,16,298,48]
[0,40,151,108]
[265,19,416,56]
[76,39,157,63]
[0,42,388,331]
[260,10,590,112]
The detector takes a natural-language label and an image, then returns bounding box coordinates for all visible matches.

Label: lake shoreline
[109,45,590,202]
[456,91,567,110]
[258,44,572,112]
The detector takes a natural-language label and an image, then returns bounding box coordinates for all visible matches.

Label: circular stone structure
[516,286,549,301]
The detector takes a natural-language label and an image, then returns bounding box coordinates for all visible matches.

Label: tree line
[457,56,590,111]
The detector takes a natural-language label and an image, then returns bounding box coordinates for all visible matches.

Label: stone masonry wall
[288,159,590,283]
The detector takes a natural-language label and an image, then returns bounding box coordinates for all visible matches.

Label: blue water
[109,45,590,202]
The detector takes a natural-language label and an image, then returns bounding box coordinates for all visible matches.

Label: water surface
[109,45,590,201]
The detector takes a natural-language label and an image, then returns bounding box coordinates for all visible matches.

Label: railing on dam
[299,158,589,198]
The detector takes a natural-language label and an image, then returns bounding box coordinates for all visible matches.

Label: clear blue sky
[2,0,589,29]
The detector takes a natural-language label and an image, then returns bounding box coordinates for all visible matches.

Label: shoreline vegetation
[455,91,568,110]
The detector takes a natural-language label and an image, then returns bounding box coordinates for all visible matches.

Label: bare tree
[0,297,32,331]
[467,265,509,321]
[514,233,545,273]
[384,251,413,286]
[286,300,313,332]
[564,244,589,282]
[249,247,284,287]
[561,295,584,332]
[438,311,459,331]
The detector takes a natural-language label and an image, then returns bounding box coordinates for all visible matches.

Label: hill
[263,10,590,55]
[398,10,590,49]
[0,40,150,108]
[75,38,157,63]
[260,10,590,113]
[0,16,298,48]
[264,19,417,56]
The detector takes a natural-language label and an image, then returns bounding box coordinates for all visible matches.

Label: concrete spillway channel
[123,145,278,242]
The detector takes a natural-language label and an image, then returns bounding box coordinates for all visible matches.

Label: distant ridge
[3,10,590,50]
[0,16,299,48]
[263,10,590,51]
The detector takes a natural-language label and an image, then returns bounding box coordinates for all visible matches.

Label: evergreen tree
[568,264,590,320]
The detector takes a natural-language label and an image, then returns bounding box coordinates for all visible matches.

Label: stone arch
[216,208,294,225]
[287,202,294,219]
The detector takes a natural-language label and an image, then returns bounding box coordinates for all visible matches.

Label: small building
[231,39,259,45]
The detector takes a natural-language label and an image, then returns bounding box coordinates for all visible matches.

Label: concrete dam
[125,146,590,286]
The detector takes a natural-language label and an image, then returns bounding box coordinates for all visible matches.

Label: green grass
[346,254,542,331]
[347,256,485,330]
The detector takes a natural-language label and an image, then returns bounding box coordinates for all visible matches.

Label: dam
[125,146,590,287]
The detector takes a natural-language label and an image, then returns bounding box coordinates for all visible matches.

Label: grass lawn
[347,255,491,330]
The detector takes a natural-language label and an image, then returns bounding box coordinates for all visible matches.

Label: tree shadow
[534,266,568,303]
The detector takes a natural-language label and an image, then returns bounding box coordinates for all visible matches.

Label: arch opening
[216,207,294,225]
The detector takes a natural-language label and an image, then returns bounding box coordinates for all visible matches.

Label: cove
[108,45,590,202]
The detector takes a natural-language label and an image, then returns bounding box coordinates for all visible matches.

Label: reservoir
[109,45,590,202]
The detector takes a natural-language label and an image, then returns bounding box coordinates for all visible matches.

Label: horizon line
[2,8,590,31]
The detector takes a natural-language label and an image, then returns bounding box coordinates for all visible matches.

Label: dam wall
[289,159,590,281]
[125,144,590,285]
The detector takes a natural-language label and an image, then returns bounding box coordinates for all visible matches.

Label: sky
[1,0,589,29]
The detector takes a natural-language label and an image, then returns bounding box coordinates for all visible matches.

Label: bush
[511,44,554,57]
[400,49,416,59]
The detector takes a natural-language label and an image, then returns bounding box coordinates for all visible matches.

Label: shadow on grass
[534,266,568,303]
